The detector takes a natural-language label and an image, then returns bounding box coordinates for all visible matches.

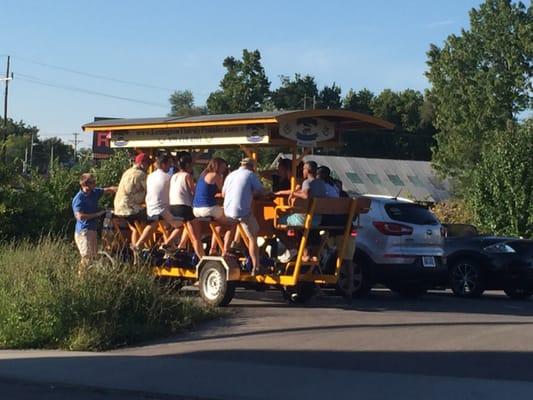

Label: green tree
[371,89,402,127]
[168,90,207,117]
[206,49,271,114]
[343,88,375,115]
[467,120,532,237]
[426,0,532,178]
[317,83,342,109]
[32,137,75,173]
[397,89,425,134]
[271,74,318,110]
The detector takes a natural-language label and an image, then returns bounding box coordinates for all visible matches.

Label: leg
[223,224,237,256]
[130,227,139,245]
[163,226,183,247]
[177,228,189,249]
[186,220,205,258]
[134,222,156,249]
[240,216,260,274]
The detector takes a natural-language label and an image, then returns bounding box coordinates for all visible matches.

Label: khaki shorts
[236,214,259,239]
[74,230,98,264]
[193,205,224,219]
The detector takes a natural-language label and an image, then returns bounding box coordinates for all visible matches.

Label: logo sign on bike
[279,117,335,148]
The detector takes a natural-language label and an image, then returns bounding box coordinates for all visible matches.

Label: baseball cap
[135,153,150,165]
[240,157,255,166]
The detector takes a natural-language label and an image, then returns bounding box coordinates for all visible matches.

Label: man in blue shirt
[222,158,266,275]
[72,173,116,274]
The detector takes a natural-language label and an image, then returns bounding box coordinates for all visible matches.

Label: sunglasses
[83,180,96,185]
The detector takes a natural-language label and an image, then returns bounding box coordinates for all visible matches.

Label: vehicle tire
[388,284,427,298]
[282,282,316,304]
[198,261,235,307]
[504,287,533,300]
[450,258,485,298]
[337,258,372,298]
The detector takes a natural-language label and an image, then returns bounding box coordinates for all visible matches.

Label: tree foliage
[168,90,207,117]
[343,88,374,115]
[426,0,532,178]
[1,117,74,173]
[271,74,318,110]
[206,49,271,114]
[466,120,532,237]
[318,83,342,109]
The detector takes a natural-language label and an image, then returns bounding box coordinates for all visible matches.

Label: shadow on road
[179,349,533,382]
[229,289,533,317]
[2,349,533,389]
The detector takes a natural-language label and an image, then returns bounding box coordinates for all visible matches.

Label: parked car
[340,195,447,297]
[444,224,533,299]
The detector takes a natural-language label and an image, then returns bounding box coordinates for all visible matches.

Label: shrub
[0,237,221,351]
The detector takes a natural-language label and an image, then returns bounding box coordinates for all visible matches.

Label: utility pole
[1,55,13,162]
[49,141,54,173]
[303,94,307,110]
[23,146,28,173]
[29,132,34,169]
[312,95,316,109]
[70,132,80,161]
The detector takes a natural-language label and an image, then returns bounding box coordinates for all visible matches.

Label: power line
[13,56,175,92]
[16,73,169,108]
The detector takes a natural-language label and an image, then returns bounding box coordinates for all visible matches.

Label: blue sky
[0,0,482,148]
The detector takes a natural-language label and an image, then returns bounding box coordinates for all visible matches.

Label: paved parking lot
[1,288,533,399]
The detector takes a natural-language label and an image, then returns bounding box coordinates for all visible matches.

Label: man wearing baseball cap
[222,157,267,275]
[114,152,151,245]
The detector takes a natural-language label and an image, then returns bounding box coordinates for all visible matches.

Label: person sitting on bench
[222,157,267,275]
[192,157,233,256]
[114,152,151,246]
[164,153,205,258]
[132,155,182,251]
[278,161,326,262]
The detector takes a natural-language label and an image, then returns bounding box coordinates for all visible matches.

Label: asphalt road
[1,288,533,399]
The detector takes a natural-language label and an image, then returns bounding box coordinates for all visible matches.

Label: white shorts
[193,205,224,219]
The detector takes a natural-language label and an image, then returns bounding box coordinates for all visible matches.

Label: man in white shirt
[222,158,265,275]
[132,155,182,251]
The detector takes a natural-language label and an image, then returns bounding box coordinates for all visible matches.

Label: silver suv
[347,195,447,297]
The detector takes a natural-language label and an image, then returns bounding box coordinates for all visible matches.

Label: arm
[185,174,195,196]
[75,210,106,221]
[289,181,309,201]
[104,186,117,194]
[214,173,224,191]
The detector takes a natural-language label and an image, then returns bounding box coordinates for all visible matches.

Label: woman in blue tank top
[192,157,231,255]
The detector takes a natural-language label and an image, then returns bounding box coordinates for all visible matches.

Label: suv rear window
[385,203,439,225]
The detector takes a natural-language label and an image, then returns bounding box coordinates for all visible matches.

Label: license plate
[422,256,436,268]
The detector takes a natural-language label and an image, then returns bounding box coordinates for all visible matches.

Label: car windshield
[385,203,439,225]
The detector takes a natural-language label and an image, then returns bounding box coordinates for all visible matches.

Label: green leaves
[467,120,532,237]
[427,0,532,179]
[206,49,271,114]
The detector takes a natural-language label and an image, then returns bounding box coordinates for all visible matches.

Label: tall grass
[0,237,221,351]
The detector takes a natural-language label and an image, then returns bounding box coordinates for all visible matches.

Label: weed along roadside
[0,237,223,351]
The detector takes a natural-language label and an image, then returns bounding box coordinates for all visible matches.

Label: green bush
[0,150,132,241]
[0,237,221,351]
[466,120,532,238]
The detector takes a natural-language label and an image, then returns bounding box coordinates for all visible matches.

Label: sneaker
[278,248,298,263]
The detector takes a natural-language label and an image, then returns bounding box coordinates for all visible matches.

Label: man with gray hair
[222,157,265,275]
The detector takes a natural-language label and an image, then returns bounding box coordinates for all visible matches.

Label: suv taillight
[372,221,413,236]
